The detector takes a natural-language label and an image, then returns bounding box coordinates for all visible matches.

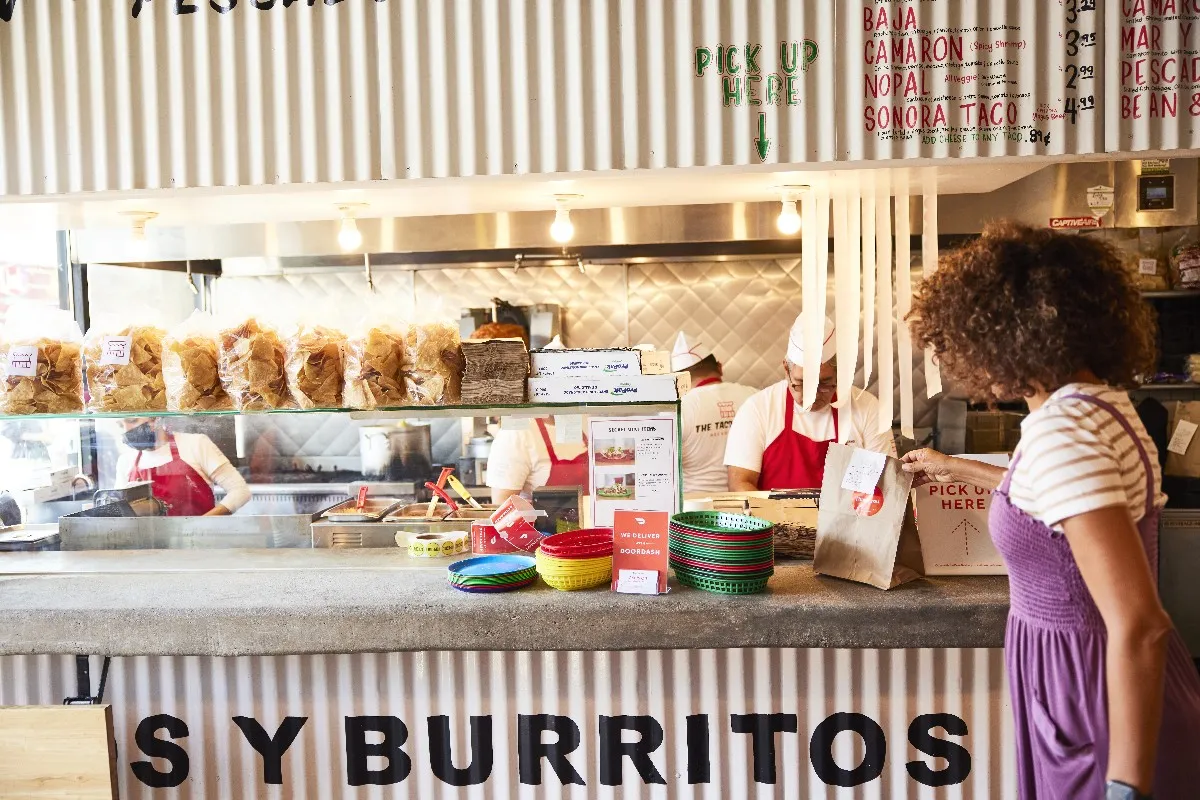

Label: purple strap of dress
[1002,392,1156,519]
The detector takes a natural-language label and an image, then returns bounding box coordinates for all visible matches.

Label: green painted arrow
[754,112,771,162]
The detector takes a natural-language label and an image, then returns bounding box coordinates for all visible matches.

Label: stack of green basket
[668,511,774,595]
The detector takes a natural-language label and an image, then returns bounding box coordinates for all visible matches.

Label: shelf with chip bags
[0,400,680,424]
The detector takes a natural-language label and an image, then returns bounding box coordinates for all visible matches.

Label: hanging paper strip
[861,174,876,389]
[875,176,894,437]
[834,187,861,445]
[800,188,821,411]
[805,189,831,412]
[895,178,915,441]
[922,191,943,398]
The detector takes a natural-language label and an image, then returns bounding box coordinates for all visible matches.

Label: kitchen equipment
[532,486,582,535]
[318,496,405,522]
[456,456,478,487]
[446,475,483,510]
[358,424,433,481]
[85,483,169,517]
[460,302,562,350]
[1160,509,1200,657]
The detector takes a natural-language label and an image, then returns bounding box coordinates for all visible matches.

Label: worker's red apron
[757,393,838,491]
[535,419,589,488]
[129,434,217,516]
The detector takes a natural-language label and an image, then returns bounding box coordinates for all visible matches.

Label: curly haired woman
[901,222,1200,800]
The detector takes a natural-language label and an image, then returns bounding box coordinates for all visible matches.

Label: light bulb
[338,216,362,252]
[777,199,801,235]
[550,207,574,243]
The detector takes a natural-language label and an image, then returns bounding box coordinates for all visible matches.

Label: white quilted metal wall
[217,258,938,431]
[0,648,1015,799]
[0,0,833,197]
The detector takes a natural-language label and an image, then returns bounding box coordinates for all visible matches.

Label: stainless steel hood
[73,202,810,264]
[937,158,1199,234]
[69,159,1198,264]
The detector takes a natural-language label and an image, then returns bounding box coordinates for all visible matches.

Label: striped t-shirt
[1008,384,1165,531]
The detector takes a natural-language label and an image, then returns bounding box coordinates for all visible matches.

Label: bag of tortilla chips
[84,313,167,412]
[163,311,233,412]
[0,305,84,415]
[217,316,293,411]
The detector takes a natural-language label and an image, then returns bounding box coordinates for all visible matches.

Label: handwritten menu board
[1111,0,1200,149]
[841,0,1104,159]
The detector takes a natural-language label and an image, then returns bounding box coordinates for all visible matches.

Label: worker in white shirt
[486,418,588,504]
[672,332,757,494]
[116,418,250,516]
[725,313,896,491]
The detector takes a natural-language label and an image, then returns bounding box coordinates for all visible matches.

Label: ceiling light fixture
[120,211,158,257]
[776,186,807,236]
[549,194,581,244]
[337,203,367,252]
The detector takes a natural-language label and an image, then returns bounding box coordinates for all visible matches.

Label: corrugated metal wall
[1,0,1171,199]
[0,647,1015,799]
[0,0,832,195]
[839,0,1106,161]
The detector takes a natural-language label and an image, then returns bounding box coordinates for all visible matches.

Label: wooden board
[0,705,118,799]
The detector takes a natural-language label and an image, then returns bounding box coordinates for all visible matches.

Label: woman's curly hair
[908,221,1157,401]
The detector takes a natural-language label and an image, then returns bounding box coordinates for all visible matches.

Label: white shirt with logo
[681,381,758,493]
[724,381,897,475]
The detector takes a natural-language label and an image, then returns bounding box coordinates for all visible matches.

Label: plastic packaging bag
[403,321,462,405]
[285,322,346,409]
[163,311,233,411]
[344,322,408,409]
[0,305,84,414]
[217,317,292,411]
[83,312,167,412]
[1170,238,1200,290]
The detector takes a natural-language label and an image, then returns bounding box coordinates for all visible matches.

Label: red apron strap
[535,419,561,465]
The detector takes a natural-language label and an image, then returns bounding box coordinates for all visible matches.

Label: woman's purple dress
[989,393,1200,799]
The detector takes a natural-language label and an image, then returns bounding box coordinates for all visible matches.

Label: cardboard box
[965,411,1023,453]
[637,350,671,375]
[530,348,668,377]
[527,375,679,403]
[705,490,819,558]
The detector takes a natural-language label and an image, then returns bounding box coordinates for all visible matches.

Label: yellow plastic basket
[540,569,612,591]
[536,551,612,576]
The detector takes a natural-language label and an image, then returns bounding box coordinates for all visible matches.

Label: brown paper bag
[813,443,925,589]
[1165,401,1200,479]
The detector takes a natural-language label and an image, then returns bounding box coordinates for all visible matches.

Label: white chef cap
[785,313,836,364]
[670,332,712,372]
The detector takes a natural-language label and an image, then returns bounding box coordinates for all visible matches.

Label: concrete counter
[0,549,1009,656]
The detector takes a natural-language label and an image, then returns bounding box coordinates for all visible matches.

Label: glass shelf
[1133,383,1200,392]
[1141,290,1200,299]
[0,400,680,423]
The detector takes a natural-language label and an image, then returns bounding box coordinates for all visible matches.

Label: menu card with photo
[588,416,679,529]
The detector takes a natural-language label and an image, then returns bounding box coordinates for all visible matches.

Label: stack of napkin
[460,338,530,405]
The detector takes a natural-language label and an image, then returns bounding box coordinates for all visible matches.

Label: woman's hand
[900,448,959,487]
[901,449,1007,491]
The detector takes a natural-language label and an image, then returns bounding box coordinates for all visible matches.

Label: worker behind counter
[671,332,756,494]
[725,313,896,492]
[115,418,250,516]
